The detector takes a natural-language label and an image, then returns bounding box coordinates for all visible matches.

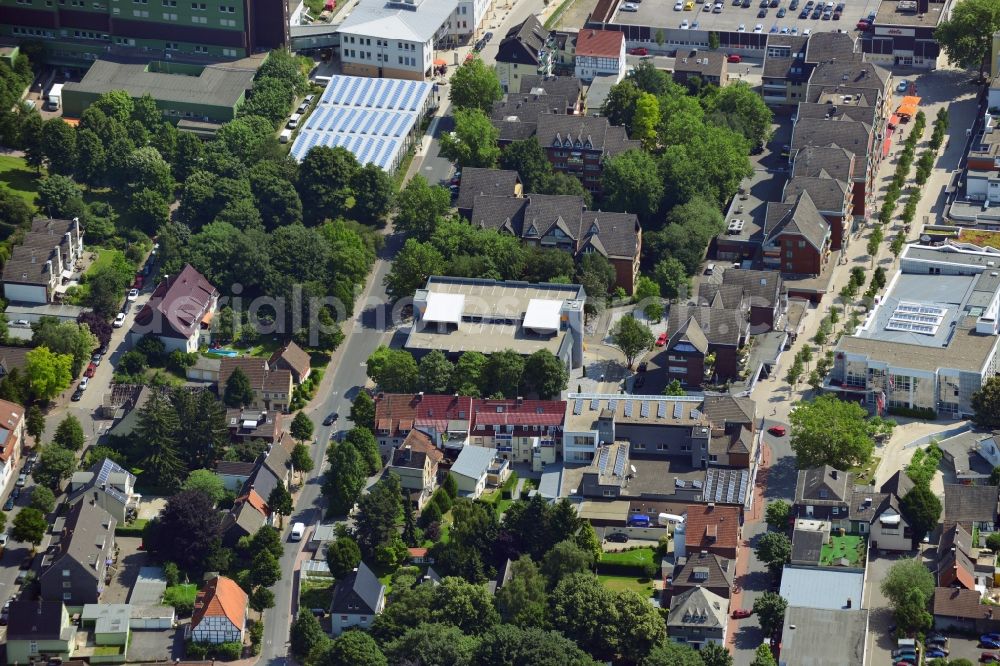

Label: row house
[763,190,833,277]
[373,393,473,457]
[495,15,553,92]
[1,217,84,305]
[389,430,444,510]
[468,397,564,468]
[663,303,749,385]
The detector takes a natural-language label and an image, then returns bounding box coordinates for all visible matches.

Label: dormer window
[819,489,828,499]
[563,138,572,148]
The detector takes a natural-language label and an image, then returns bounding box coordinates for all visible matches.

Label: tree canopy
[789,395,876,470]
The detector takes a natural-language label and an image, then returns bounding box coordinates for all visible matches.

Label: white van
[287,113,302,129]
[290,522,305,541]
[279,129,292,143]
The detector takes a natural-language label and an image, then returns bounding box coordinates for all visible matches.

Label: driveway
[129,627,182,662]
[104,536,147,604]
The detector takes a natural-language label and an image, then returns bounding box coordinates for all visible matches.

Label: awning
[433,58,447,66]
[882,137,891,158]
[888,114,899,128]
[523,298,563,332]
[897,104,918,117]
[902,95,922,106]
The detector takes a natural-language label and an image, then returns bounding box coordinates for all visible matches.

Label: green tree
[653,257,690,301]
[880,558,934,608]
[418,349,454,394]
[541,539,594,582]
[351,163,394,224]
[376,349,419,394]
[765,499,791,531]
[125,146,174,199]
[701,642,734,666]
[755,531,792,573]
[972,376,1000,429]
[182,469,226,504]
[249,586,276,614]
[548,573,618,660]
[24,347,73,402]
[751,644,777,666]
[643,641,705,666]
[900,484,942,544]
[394,174,452,241]
[53,415,85,452]
[132,391,185,491]
[297,145,359,224]
[323,441,366,516]
[26,405,44,443]
[12,507,47,547]
[384,239,446,301]
[290,610,327,659]
[454,351,487,397]
[40,118,77,175]
[704,82,774,149]
[250,547,282,588]
[319,627,387,666]
[354,473,403,558]
[440,108,500,168]
[291,443,314,474]
[449,57,503,112]
[345,427,382,475]
[350,391,376,430]
[28,485,56,514]
[268,483,294,519]
[986,532,1000,553]
[75,128,107,186]
[290,412,314,444]
[240,76,294,125]
[894,587,933,633]
[326,535,362,578]
[496,555,549,628]
[789,395,875,470]
[224,367,254,407]
[499,138,555,194]
[663,379,686,396]
[601,149,663,222]
[32,318,99,377]
[442,471,458,499]
[935,0,1000,81]
[610,314,654,368]
[752,591,788,636]
[33,445,76,489]
[384,623,477,666]
[483,349,526,398]
[522,349,568,399]
[37,174,84,219]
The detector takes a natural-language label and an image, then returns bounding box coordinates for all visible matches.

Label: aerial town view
[2,0,1000,663]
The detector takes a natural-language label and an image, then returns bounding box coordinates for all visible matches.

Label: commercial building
[63,56,261,132]
[469,192,642,292]
[335,0,456,81]
[779,607,869,666]
[131,264,219,353]
[779,566,865,610]
[495,15,553,92]
[861,0,951,70]
[0,0,287,66]
[405,276,587,370]
[966,110,1000,203]
[2,217,84,304]
[289,74,434,172]
[573,28,625,83]
[826,244,1000,417]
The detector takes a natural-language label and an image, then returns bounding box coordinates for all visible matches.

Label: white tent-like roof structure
[523,299,562,332]
[422,292,465,324]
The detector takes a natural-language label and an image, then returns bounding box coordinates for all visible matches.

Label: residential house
[468,397,565,467]
[932,586,1000,633]
[407,547,434,564]
[456,167,522,218]
[330,562,387,635]
[782,175,851,251]
[862,470,914,551]
[719,268,784,331]
[226,407,285,446]
[763,190,832,277]
[450,445,499,499]
[190,576,248,644]
[944,484,999,534]
[662,551,734,606]
[389,429,444,510]
[794,466,851,522]
[533,114,639,195]
[664,304,749,383]
[240,440,293,504]
[760,35,810,109]
[0,398,24,498]
[2,218,84,304]
[214,460,257,492]
[0,345,30,378]
[132,264,219,353]
[220,488,270,546]
[666,586,728,649]
[573,28,625,83]
[517,74,585,113]
[684,503,741,560]
[578,442,631,499]
[267,341,312,385]
[218,357,294,413]
[937,523,977,590]
[495,15,552,92]
[335,0,457,81]
[373,393,473,455]
[469,193,642,292]
[6,600,74,664]
[68,458,140,524]
[39,500,117,608]
[791,519,831,566]
[672,50,728,88]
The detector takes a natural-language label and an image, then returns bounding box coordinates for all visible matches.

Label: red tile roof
[402,429,443,464]
[685,504,741,553]
[135,264,217,339]
[374,394,473,436]
[0,399,22,463]
[192,576,247,630]
[933,586,988,620]
[236,489,269,517]
[470,398,566,428]
[575,29,624,58]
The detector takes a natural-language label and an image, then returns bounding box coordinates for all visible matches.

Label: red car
[856,19,870,29]
[628,47,649,56]
[134,274,144,289]
[732,609,752,619]
[727,54,742,63]
[84,362,97,378]
[982,654,1000,664]
[655,332,668,346]
[767,425,787,436]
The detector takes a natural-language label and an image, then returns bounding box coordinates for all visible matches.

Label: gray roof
[128,566,168,607]
[331,562,385,615]
[879,470,914,499]
[2,217,76,286]
[666,586,728,629]
[667,316,709,355]
[670,551,734,592]
[765,190,831,251]
[81,603,131,635]
[53,500,117,582]
[803,32,858,64]
[456,168,520,212]
[586,75,618,116]
[944,484,999,525]
[796,466,851,505]
[673,50,726,78]
[791,145,855,182]
[796,101,878,125]
[493,97,567,125]
[7,600,70,640]
[667,304,747,347]
[702,394,756,426]
[493,118,540,143]
[451,445,497,481]
[496,15,548,67]
[791,529,825,564]
[698,283,747,310]
[63,57,260,109]
[783,176,849,215]
[535,113,639,156]
[779,565,864,610]
[720,268,783,309]
[790,117,872,159]
[337,0,458,43]
[807,56,890,95]
[780,607,868,666]
[215,460,257,477]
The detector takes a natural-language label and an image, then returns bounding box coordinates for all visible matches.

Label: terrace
[819,534,866,567]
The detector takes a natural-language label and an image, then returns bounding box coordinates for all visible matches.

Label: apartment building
[1,217,84,304]
[495,15,552,92]
[0,0,287,65]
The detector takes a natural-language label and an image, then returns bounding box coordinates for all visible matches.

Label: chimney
[416,392,424,402]
[846,598,852,608]
[831,469,838,479]
[707,502,715,510]
[516,396,524,405]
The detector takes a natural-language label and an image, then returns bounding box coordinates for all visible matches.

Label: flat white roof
[423,291,465,324]
[523,298,563,332]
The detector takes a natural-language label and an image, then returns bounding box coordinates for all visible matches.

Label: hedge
[888,405,937,420]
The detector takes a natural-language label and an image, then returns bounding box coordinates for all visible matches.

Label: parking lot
[616,0,881,36]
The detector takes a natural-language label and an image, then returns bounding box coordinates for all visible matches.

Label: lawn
[959,228,1000,250]
[299,577,335,610]
[819,534,866,567]
[163,583,198,608]
[849,456,881,486]
[597,574,656,597]
[599,547,655,567]
[0,155,42,206]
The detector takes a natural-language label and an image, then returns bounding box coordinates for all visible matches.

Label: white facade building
[573,29,626,83]
[448,0,491,41]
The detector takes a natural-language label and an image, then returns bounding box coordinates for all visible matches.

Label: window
[798,240,806,247]
[832,506,839,515]
[163,12,176,18]
[819,489,828,499]
[194,45,208,53]
[62,569,71,577]
[63,581,72,588]
[786,251,793,258]
[165,42,178,50]
[63,592,72,600]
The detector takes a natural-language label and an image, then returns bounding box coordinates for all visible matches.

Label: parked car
[91,352,102,366]
[133,274,144,289]
[607,533,629,543]
[927,648,949,659]
[727,53,742,63]
[12,319,29,327]
[656,332,668,346]
[16,473,26,487]
[629,47,649,55]
[620,2,639,10]
[323,413,339,426]
[85,362,97,378]
[79,377,89,391]
[0,598,9,625]
[113,312,126,328]
[2,496,12,511]
[754,23,763,31]
[983,634,1000,643]
[732,609,752,619]
[981,653,1000,664]
[768,425,787,436]
[983,639,1000,650]
[71,388,83,402]
[777,6,785,15]
[757,8,767,16]
[127,288,139,301]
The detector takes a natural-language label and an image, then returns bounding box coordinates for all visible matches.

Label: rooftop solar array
[886,300,945,336]
[290,75,434,171]
[574,399,583,415]
[598,447,610,473]
[640,401,650,418]
[657,402,667,418]
[623,401,633,417]
[704,469,750,505]
[95,458,131,505]
[613,449,626,477]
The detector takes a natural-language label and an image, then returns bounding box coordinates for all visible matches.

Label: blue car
[982,639,1000,649]
[926,649,947,659]
[984,634,1000,643]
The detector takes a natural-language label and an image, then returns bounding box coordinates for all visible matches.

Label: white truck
[46,83,63,111]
